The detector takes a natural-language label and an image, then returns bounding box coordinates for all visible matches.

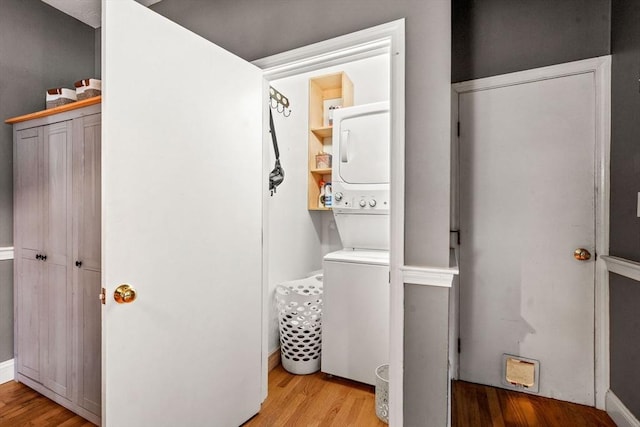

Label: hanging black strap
[269,109,280,160]
[269,109,284,195]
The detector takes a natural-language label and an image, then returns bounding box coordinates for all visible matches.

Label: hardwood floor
[243,365,387,426]
[0,373,618,426]
[452,380,616,427]
[0,381,94,427]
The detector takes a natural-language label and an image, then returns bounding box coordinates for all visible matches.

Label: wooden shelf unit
[308,72,353,210]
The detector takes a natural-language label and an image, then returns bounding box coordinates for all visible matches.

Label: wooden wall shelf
[310,168,332,175]
[311,127,333,138]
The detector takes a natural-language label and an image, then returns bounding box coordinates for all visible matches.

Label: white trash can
[276,274,323,375]
[375,364,389,423]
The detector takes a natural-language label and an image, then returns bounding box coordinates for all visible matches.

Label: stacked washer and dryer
[321,101,390,386]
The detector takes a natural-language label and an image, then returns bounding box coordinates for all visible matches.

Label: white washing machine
[322,250,389,385]
[321,101,390,386]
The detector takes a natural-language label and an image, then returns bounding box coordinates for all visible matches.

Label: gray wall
[0,0,96,363]
[609,274,640,417]
[452,0,611,82]
[149,2,452,425]
[609,0,640,419]
[0,262,13,362]
[404,285,450,426]
[610,0,640,260]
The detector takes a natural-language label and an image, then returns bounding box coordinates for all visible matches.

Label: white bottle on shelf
[324,182,332,207]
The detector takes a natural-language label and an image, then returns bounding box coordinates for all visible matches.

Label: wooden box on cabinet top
[9,102,101,426]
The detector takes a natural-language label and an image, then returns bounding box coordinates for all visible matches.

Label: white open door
[102,1,263,425]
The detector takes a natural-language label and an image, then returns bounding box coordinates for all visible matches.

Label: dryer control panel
[332,188,390,214]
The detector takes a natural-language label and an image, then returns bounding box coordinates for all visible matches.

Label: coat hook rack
[270,86,291,117]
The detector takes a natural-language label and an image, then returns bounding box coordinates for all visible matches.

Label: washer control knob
[369,199,377,207]
[335,192,343,201]
[359,199,367,208]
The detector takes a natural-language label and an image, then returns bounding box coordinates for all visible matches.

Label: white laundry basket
[276,274,323,375]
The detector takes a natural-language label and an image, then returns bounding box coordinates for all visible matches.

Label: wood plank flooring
[0,380,94,427]
[452,380,616,427]
[242,365,387,426]
[0,373,618,426]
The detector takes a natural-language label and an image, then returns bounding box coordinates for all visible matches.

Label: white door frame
[451,56,611,410]
[253,19,406,426]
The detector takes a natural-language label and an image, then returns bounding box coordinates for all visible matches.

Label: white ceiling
[41,0,163,28]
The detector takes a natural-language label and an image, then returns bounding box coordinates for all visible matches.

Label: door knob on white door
[573,248,591,261]
[114,284,137,304]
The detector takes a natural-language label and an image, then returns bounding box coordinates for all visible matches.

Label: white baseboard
[0,359,15,384]
[607,390,640,427]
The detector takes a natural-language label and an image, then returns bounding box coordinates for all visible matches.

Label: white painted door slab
[459,71,596,405]
[102,1,263,425]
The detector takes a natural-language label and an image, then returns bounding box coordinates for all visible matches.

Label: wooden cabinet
[308,72,353,210]
[9,101,101,425]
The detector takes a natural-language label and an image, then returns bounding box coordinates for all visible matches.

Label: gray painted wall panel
[94,29,102,80]
[609,273,640,418]
[610,0,640,261]
[0,0,95,364]
[0,261,13,362]
[452,0,611,82]
[404,284,450,427]
[609,0,640,419]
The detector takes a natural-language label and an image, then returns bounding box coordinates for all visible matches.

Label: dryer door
[333,102,390,185]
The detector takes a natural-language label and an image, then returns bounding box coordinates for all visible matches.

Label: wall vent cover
[501,354,540,393]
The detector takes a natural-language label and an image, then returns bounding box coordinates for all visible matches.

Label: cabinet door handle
[35,254,41,260]
[75,261,82,268]
[41,255,47,261]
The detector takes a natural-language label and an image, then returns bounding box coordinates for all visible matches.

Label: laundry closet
[267,53,390,385]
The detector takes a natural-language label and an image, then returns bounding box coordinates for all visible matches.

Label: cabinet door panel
[76,114,101,271]
[73,113,101,415]
[42,122,73,398]
[15,127,43,381]
[16,257,42,381]
[43,263,72,398]
[44,122,72,263]
[79,268,101,415]
[15,128,42,254]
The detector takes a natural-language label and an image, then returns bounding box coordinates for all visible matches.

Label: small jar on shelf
[315,152,332,169]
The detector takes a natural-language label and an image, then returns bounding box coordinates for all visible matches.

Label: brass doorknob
[574,248,591,261]
[114,284,137,304]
